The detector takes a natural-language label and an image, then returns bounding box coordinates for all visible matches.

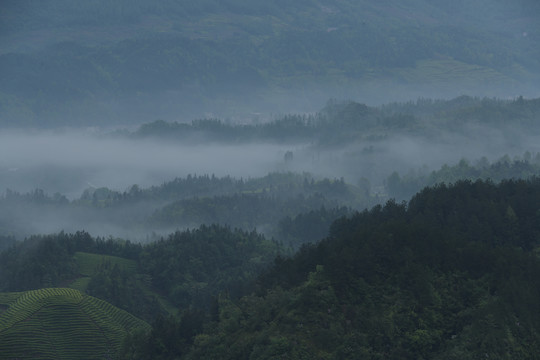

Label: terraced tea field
[0,287,150,359]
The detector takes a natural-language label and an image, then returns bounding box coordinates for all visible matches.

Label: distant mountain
[1,0,539,126]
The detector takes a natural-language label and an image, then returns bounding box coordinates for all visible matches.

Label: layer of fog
[289,123,540,188]
[1,122,540,240]
[0,130,292,199]
[2,124,539,196]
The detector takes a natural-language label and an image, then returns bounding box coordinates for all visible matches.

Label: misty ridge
[1,96,540,243]
[1,0,537,246]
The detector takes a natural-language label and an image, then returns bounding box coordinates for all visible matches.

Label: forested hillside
[0,226,281,358]
[4,179,540,358]
[166,179,540,359]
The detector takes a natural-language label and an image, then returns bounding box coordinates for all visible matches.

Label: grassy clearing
[68,252,137,292]
[73,251,137,277]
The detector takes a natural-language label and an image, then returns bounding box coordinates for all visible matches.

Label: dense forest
[177,178,540,359]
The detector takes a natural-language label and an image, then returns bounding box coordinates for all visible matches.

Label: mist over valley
[2,1,540,359]
[1,96,540,241]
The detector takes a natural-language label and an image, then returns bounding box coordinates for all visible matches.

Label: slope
[181,178,540,359]
[1,0,538,125]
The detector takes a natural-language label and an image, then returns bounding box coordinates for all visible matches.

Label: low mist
[1,114,539,240]
[0,130,292,198]
[2,121,539,198]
